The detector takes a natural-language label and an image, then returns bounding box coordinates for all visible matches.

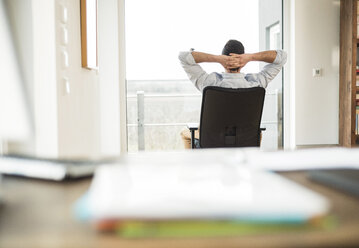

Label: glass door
[259,0,283,149]
[125,0,283,152]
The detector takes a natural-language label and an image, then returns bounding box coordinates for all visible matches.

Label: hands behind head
[220,53,251,71]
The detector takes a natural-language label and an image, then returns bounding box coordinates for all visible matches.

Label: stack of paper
[75,151,331,238]
[245,147,359,171]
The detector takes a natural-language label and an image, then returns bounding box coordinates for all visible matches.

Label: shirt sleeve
[245,50,287,88]
[178,51,219,92]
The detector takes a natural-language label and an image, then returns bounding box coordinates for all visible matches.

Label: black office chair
[188,86,266,149]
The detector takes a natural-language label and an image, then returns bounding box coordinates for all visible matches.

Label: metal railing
[128,92,201,150]
[128,90,281,150]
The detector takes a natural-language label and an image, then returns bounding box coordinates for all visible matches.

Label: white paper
[245,147,359,171]
[86,152,329,221]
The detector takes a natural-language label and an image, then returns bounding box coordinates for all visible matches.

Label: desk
[0,172,359,248]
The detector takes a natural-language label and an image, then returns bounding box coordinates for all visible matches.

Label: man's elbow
[178,51,188,64]
[273,50,287,66]
[178,51,183,60]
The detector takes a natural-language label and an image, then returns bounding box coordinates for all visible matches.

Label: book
[75,162,329,223]
[93,218,335,238]
[74,150,335,239]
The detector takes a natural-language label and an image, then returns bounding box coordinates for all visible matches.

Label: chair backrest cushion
[199,86,265,148]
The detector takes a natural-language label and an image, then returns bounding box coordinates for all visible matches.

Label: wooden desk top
[0,172,359,248]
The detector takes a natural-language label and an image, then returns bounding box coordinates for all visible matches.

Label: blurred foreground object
[75,149,331,238]
[0,0,30,144]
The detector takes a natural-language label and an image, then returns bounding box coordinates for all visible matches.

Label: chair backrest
[199,86,265,148]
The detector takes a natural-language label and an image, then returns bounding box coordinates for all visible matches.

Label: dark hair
[222,40,245,55]
[222,40,245,72]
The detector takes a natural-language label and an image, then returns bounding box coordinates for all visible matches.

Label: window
[267,22,281,50]
[125,0,282,152]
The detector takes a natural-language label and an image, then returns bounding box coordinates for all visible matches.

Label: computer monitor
[0,0,31,148]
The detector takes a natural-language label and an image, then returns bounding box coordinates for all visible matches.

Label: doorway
[125,0,283,152]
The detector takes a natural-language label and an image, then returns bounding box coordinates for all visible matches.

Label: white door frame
[118,0,128,153]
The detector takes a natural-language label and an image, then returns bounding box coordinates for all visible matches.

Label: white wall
[98,0,121,156]
[5,0,59,157]
[56,0,122,158]
[0,0,32,143]
[32,0,59,157]
[118,0,128,153]
[4,0,122,158]
[5,0,34,114]
[284,0,340,148]
[55,0,101,158]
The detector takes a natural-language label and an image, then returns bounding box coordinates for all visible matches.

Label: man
[178,39,287,148]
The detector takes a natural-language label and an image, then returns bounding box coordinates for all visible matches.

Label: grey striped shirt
[178,50,287,92]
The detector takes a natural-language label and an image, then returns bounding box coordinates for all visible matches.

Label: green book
[113,218,335,238]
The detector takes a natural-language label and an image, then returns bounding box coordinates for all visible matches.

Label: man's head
[222,40,245,72]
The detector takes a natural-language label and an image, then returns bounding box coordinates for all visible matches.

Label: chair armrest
[187,123,199,131]
[187,123,199,149]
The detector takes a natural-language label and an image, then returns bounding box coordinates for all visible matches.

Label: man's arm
[191,51,240,70]
[241,50,287,88]
[226,50,278,69]
[191,51,227,66]
[178,51,222,91]
[191,50,278,71]
[250,50,277,63]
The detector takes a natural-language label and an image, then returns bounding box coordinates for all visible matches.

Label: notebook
[75,154,329,222]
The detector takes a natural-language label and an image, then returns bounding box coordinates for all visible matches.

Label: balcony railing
[127,90,281,151]
[127,92,201,150]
